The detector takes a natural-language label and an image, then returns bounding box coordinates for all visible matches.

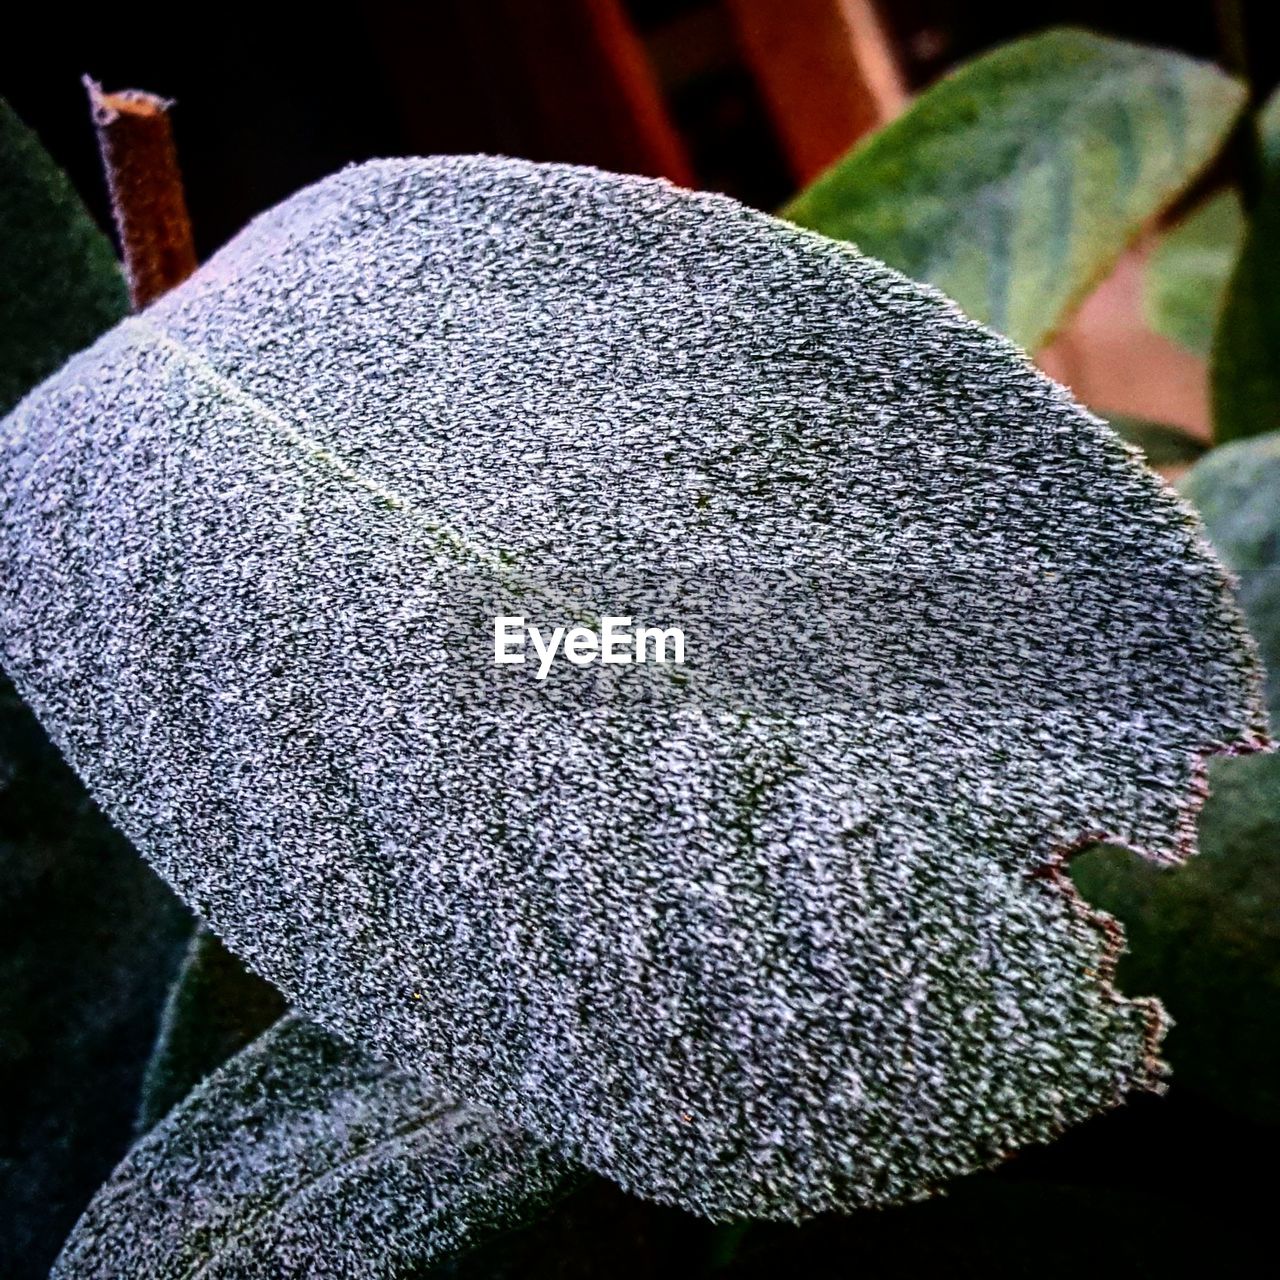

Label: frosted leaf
[0,156,1266,1220]
[51,1015,575,1279]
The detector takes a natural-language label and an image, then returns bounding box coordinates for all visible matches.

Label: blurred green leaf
[135,926,286,1135]
[1182,428,1280,721]
[1145,191,1245,356]
[0,99,189,1279]
[0,99,127,415]
[52,1016,577,1279]
[1104,413,1210,467]
[783,28,1245,352]
[1072,431,1280,1122]
[1212,90,1280,442]
[1070,752,1280,1124]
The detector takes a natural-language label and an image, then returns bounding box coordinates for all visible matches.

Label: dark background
[3,1,1275,257]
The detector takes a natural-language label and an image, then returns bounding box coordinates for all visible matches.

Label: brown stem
[84,78,197,309]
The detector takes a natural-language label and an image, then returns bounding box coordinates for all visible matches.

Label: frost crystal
[52,1016,574,1278]
[0,157,1266,1220]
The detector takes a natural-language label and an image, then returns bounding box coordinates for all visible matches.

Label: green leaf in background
[136,925,286,1135]
[1145,190,1245,356]
[52,1015,577,1279]
[1212,90,1280,442]
[782,28,1245,352]
[1103,413,1210,468]
[1071,752,1280,1124]
[1182,429,1280,723]
[0,100,190,1279]
[0,100,128,415]
[0,156,1266,1221]
[1072,430,1280,1122]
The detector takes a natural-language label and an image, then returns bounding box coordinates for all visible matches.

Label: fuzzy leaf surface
[53,1015,575,1279]
[0,156,1266,1220]
[782,29,1244,351]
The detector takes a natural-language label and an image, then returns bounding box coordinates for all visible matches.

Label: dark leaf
[1072,430,1280,1121]
[1103,413,1209,467]
[0,99,128,415]
[136,925,287,1134]
[1211,90,1280,442]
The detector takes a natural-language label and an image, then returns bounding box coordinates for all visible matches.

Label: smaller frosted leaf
[1212,90,1280,442]
[52,1016,576,1279]
[0,99,128,415]
[783,28,1244,351]
[1145,191,1244,356]
[136,925,286,1134]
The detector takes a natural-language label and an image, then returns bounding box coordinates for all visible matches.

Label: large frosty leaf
[52,1015,575,1278]
[1212,90,1280,442]
[1144,191,1244,357]
[0,99,128,415]
[0,157,1266,1221]
[136,925,286,1133]
[782,29,1244,351]
[0,101,189,1278]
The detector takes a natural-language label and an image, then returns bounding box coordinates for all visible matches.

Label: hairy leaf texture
[53,1015,575,1278]
[0,156,1266,1220]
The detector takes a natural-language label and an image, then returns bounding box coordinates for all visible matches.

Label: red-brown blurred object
[370,0,694,187]
[1039,244,1212,451]
[725,0,906,183]
[84,79,197,310]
